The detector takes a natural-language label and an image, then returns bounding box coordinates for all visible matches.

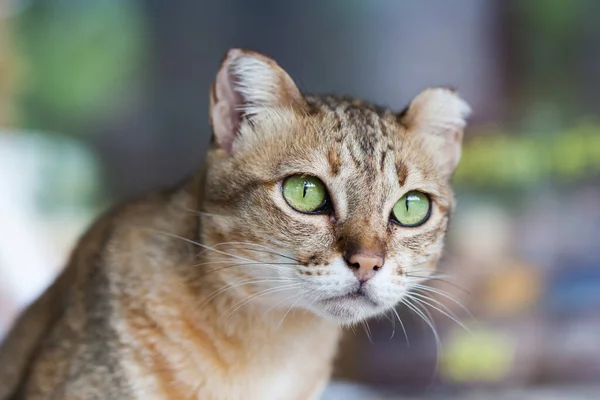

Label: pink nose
[345,252,384,282]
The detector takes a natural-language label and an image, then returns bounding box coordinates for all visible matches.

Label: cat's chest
[122,314,340,400]
[223,324,341,400]
[249,363,313,400]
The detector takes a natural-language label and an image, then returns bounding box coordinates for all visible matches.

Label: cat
[0,48,470,400]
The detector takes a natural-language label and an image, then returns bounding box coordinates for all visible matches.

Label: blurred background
[1,0,600,398]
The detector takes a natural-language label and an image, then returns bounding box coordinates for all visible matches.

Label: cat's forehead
[303,95,408,176]
[305,95,399,144]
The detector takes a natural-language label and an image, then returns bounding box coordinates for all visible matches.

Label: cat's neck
[138,252,340,372]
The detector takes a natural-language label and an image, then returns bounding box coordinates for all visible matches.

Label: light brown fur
[0,49,469,399]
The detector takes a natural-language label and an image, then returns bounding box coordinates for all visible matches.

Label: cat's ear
[400,87,471,177]
[209,48,304,153]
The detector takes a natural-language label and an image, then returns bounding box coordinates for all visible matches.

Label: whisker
[362,320,373,343]
[192,258,298,268]
[276,291,310,330]
[197,261,296,278]
[403,297,442,382]
[409,290,463,319]
[226,247,301,263]
[306,294,323,331]
[186,381,202,400]
[415,298,443,377]
[263,290,307,316]
[150,230,254,264]
[411,284,473,317]
[408,269,453,277]
[177,206,226,218]
[392,307,410,346]
[407,293,470,333]
[401,298,441,351]
[201,278,298,308]
[384,311,396,340]
[222,284,303,320]
[406,274,470,294]
[213,241,302,263]
[427,277,471,295]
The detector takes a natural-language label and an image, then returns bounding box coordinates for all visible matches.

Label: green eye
[392,191,431,227]
[282,175,328,213]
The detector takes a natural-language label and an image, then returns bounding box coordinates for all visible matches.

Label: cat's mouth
[321,287,379,307]
[314,286,386,324]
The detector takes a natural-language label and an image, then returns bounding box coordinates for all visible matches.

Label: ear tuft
[401,88,471,176]
[210,49,303,153]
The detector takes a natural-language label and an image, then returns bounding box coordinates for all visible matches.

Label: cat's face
[201,49,470,325]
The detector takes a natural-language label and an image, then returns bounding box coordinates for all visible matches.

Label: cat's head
[200,49,470,325]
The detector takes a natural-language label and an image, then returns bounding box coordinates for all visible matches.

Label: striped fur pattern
[0,49,470,399]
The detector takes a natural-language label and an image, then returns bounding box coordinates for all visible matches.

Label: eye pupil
[303,182,308,198]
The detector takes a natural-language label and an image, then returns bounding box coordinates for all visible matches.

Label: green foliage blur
[16,0,145,133]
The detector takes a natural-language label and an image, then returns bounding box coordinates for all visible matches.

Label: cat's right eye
[282,175,329,214]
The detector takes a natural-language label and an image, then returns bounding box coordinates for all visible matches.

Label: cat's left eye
[282,175,329,214]
[391,191,431,227]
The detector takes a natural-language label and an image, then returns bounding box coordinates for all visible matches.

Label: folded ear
[209,48,305,153]
[400,87,471,177]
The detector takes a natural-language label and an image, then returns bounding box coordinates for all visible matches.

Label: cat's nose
[345,252,384,283]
